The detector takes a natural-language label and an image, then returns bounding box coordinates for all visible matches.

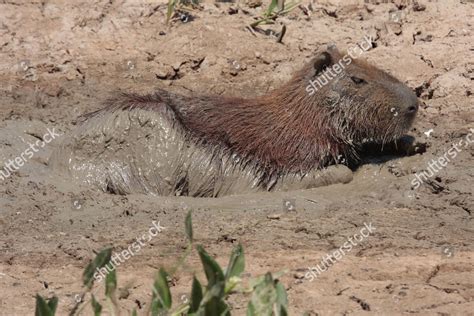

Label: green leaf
[247,273,287,316]
[204,297,230,316]
[91,295,102,316]
[153,268,172,309]
[197,245,225,291]
[189,276,203,313]
[275,281,288,316]
[150,297,164,316]
[166,0,178,24]
[265,0,279,17]
[47,296,58,315]
[83,248,113,289]
[280,1,300,14]
[224,276,242,295]
[131,309,137,316]
[105,269,117,298]
[35,295,57,316]
[185,211,193,243]
[249,270,287,289]
[225,244,245,281]
[246,302,256,316]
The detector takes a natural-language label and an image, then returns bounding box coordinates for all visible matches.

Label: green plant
[35,211,289,315]
[250,0,300,28]
[166,0,200,24]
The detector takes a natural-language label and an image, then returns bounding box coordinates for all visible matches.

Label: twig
[246,25,257,36]
[276,24,286,43]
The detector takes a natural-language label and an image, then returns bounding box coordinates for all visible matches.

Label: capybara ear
[312,51,333,76]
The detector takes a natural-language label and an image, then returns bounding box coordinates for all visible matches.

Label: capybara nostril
[406,97,419,114]
[392,83,419,115]
[406,103,418,114]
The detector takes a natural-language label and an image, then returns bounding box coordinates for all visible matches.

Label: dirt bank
[0,0,473,315]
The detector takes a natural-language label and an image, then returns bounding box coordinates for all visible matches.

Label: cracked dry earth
[0,0,473,315]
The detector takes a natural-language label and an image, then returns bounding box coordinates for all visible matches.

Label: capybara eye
[351,76,366,84]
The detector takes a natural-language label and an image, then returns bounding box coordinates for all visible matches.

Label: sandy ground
[0,0,473,315]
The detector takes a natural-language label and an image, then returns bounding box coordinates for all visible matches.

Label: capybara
[49,46,418,197]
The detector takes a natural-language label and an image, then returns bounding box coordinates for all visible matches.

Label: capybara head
[301,45,419,146]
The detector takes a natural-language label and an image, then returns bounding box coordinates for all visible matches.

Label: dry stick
[298,4,310,16]
[68,293,85,316]
[249,16,276,29]
[69,286,103,316]
[305,198,318,204]
[276,24,286,43]
[277,0,285,11]
[246,25,257,36]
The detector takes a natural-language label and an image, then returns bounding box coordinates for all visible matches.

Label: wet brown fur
[86,47,418,182]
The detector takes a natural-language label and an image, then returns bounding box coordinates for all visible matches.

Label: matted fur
[50,47,418,196]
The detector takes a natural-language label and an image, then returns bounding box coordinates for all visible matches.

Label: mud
[0,0,473,315]
[49,104,353,197]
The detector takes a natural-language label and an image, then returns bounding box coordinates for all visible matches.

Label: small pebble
[119,288,130,299]
[228,6,238,15]
[413,2,426,11]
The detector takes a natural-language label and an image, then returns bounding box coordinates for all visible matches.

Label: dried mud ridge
[0,0,473,315]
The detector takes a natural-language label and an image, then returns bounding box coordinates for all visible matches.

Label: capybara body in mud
[50,46,419,197]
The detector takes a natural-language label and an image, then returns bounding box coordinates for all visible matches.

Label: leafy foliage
[250,0,301,28]
[151,268,173,315]
[83,248,112,289]
[247,273,288,316]
[35,295,58,316]
[91,295,102,316]
[34,211,289,315]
